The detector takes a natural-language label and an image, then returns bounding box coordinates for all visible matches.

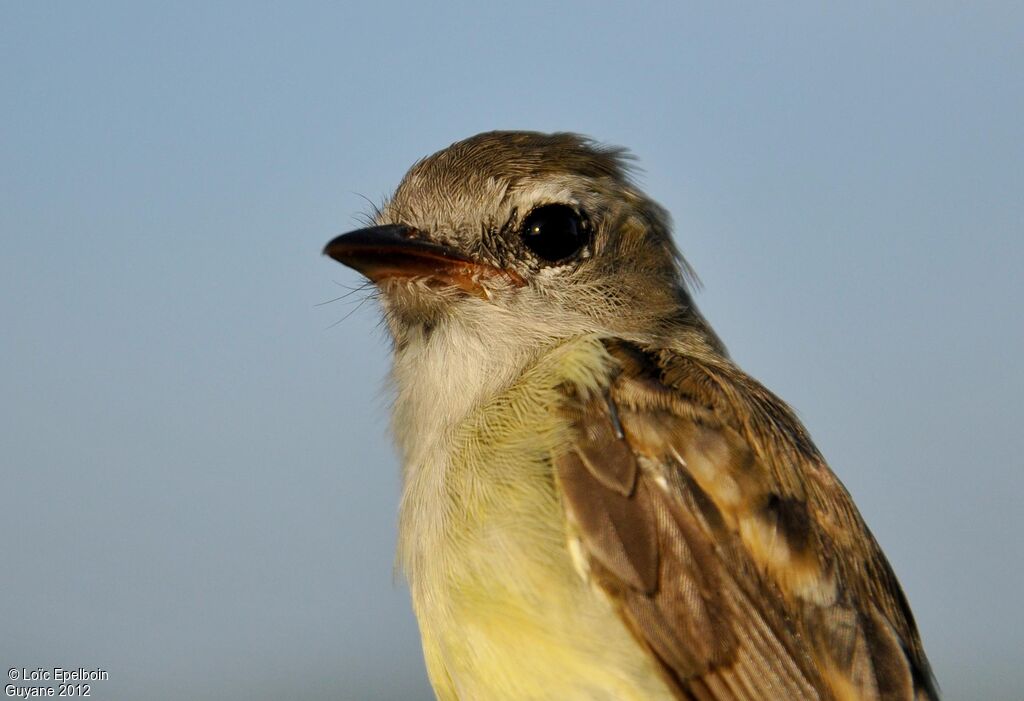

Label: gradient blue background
[2,3,1021,699]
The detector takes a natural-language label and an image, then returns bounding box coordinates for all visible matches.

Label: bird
[323,131,938,700]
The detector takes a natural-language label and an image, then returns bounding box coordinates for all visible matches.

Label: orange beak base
[323,225,522,295]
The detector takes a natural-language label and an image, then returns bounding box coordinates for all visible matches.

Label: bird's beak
[323,225,523,295]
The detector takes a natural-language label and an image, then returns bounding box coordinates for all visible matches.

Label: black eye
[520,204,590,263]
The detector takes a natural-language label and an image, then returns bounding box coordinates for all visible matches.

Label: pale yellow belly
[404,442,675,701]
[411,510,675,701]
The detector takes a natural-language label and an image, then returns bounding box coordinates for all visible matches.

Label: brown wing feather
[555,340,938,701]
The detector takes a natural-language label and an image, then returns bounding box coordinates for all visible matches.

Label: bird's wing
[555,340,938,701]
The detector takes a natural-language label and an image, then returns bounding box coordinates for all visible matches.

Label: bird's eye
[520,204,591,263]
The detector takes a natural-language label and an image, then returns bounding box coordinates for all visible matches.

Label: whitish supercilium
[323,131,938,701]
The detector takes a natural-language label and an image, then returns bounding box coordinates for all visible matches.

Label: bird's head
[325,131,715,355]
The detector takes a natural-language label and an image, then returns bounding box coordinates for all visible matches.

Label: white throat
[389,311,541,478]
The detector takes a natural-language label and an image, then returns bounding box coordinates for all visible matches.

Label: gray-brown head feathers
[374,131,716,349]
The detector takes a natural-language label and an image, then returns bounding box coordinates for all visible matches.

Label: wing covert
[554,340,938,701]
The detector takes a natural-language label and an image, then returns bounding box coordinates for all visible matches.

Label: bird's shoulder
[554,338,938,701]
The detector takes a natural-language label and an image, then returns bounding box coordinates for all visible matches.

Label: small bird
[324,131,938,701]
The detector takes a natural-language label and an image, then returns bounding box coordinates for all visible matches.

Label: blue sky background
[2,3,1021,699]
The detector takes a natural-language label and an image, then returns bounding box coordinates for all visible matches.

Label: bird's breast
[393,335,675,700]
